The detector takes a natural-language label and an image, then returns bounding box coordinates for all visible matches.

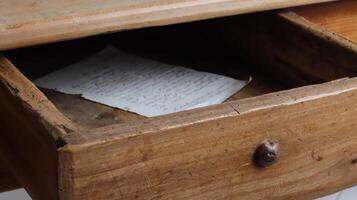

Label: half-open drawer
[1,2,357,199]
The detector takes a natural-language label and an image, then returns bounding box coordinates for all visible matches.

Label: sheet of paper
[35,46,250,117]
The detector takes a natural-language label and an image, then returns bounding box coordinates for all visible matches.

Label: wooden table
[5,1,357,200]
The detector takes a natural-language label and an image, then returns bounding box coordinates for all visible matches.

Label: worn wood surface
[0,0,334,51]
[0,55,78,200]
[59,78,357,200]
[205,9,357,87]
[2,2,357,199]
[291,0,357,42]
[0,159,20,192]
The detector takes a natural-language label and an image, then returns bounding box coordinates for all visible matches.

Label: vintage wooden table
[3,0,357,199]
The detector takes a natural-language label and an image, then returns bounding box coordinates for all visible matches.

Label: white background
[1,186,357,200]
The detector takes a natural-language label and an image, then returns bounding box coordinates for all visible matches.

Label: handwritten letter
[35,46,250,117]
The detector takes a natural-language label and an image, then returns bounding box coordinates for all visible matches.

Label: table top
[0,0,333,51]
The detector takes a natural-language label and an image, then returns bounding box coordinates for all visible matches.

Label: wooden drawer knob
[253,140,279,168]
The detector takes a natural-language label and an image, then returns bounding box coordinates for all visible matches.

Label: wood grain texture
[0,55,78,200]
[291,0,357,42]
[2,3,357,199]
[42,89,145,129]
[206,11,357,87]
[0,0,334,51]
[0,158,20,192]
[59,78,357,200]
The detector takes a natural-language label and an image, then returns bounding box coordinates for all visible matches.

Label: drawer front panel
[60,78,357,200]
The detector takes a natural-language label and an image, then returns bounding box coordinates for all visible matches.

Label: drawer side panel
[0,55,77,200]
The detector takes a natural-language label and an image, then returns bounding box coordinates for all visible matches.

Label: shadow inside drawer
[3,12,329,129]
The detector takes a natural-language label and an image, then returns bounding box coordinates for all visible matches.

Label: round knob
[253,140,279,168]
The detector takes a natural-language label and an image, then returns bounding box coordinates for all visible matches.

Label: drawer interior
[3,10,356,129]
[3,16,284,129]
